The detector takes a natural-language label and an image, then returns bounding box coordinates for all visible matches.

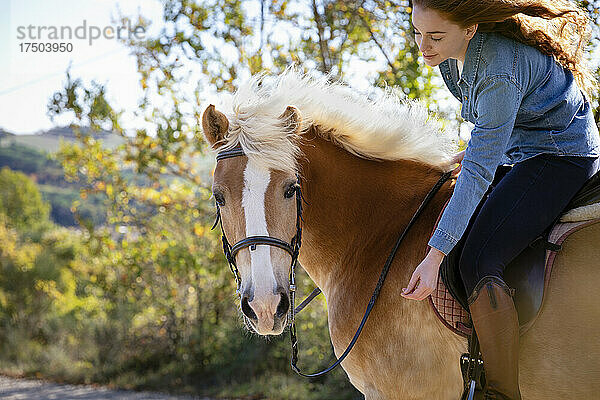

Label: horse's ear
[202,104,229,149]
[279,106,301,135]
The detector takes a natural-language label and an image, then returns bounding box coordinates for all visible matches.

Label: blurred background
[0,1,598,399]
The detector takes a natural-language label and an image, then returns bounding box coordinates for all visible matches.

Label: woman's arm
[428,77,523,255]
[403,77,523,301]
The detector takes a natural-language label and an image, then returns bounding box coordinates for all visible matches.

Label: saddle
[430,167,600,338]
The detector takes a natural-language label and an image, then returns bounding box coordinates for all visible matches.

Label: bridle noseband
[211,145,451,378]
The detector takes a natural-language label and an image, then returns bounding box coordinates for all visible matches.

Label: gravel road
[0,376,212,400]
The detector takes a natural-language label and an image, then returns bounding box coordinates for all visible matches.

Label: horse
[201,70,600,399]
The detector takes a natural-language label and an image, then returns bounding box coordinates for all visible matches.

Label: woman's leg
[459,153,599,295]
[458,153,599,400]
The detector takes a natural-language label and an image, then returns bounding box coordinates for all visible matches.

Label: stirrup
[460,326,486,400]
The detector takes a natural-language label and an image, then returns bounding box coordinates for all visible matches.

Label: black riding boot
[468,277,522,400]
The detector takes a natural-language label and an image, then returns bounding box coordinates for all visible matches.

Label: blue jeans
[459,153,600,296]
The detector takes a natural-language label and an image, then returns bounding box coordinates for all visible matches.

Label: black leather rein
[211,145,452,378]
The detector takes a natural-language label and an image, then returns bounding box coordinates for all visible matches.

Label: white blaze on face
[242,160,279,330]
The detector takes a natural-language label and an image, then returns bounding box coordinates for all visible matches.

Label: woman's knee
[458,242,504,295]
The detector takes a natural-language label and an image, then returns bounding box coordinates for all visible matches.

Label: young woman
[399,1,600,399]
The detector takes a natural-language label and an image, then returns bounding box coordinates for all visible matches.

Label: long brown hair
[411,0,597,99]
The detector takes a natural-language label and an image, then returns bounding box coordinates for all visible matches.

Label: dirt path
[0,375,212,399]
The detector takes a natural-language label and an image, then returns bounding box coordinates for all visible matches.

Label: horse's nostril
[276,292,290,319]
[241,296,257,321]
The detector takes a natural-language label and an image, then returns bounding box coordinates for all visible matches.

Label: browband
[216,147,245,162]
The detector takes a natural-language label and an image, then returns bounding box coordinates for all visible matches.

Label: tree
[0,167,51,234]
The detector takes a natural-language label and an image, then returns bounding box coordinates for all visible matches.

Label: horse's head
[202,104,302,335]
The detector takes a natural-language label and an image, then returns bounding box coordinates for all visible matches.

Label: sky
[0,0,164,135]
[0,0,391,137]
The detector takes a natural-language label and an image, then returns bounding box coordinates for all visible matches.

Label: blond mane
[210,68,456,174]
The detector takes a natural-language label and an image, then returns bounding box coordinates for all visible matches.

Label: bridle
[211,145,452,378]
[210,146,304,320]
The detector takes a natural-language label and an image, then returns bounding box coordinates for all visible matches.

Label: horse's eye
[284,184,297,199]
[214,192,225,206]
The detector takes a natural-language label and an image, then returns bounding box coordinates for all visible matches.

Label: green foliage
[0,168,51,235]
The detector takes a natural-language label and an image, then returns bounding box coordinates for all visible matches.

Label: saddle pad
[559,201,600,222]
[429,217,600,338]
[429,279,472,337]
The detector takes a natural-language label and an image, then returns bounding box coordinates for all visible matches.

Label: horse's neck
[295,132,464,396]
[297,131,454,295]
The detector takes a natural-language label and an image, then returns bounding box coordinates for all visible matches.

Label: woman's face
[411,4,477,67]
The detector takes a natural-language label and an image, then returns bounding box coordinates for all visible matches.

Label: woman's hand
[401,248,445,301]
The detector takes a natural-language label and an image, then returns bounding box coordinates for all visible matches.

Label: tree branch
[358,10,400,76]
[312,0,331,73]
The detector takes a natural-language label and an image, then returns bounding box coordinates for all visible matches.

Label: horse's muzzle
[241,291,290,335]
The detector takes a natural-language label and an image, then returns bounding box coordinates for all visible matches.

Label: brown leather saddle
[431,166,600,337]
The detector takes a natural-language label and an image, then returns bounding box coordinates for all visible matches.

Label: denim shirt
[428,31,600,255]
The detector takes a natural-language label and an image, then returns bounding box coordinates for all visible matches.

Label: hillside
[0,142,105,226]
[0,126,215,227]
[0,126,128,226]
[0,126,124,153]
